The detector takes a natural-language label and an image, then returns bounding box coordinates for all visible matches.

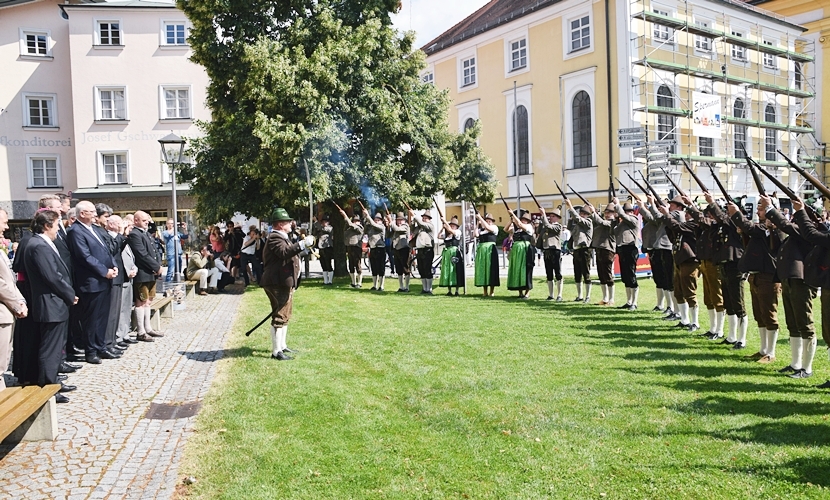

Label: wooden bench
[185,279,199,299]
[0,385,62,443]
[149,296,175,331]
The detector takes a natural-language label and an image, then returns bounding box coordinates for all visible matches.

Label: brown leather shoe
[198,290,208,296]
[757,355,775,364]
[136,333,155,342]
[146,331,165,338]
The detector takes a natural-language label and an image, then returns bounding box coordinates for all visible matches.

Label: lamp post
[159,132,186,282]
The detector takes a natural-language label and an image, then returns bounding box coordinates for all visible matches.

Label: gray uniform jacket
[648,205,676,251]
[363,216,386,248]
[589,212,616,252]
[411,216,435,249]
[317,225,333,249]
[539,217,562,250]
[390,221,410,250]
[614,205,640,248]
[639,207,658,250]
[567,209,593,249]
[344,220,363,247]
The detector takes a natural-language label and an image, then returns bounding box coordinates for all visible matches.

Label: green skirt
[474,242,500,287]
[439,246,463,287]
[507,240,533,291]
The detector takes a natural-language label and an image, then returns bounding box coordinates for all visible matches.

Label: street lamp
[159,132,186,282]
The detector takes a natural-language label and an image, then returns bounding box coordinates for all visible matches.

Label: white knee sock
[398,276,404,290]
[690,305,699,327]
[632,287,639,307]
[271,325,280,356]
[678,302,689,325]
[575,282,583,298]
[656,288,665,309]
[143,306,154,333]
[767,329,778,358]
[737,315,748,345]
[726,315,738,342]
[715,310,725,335]
[707,309,716,333]
[372,276,378,288]
[357,273,363,286]
[135,306,146,334]
[758,327,768,355]
[379,276,385,290]
[803,337,817,373]
[584,282,592,301]
[608,284,615,304]
[670,293,678,313]
[790,337,803,370]
[547,280,554,298]
[555,280,563,299]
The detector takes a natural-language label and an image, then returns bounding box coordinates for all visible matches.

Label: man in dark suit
[67,200,119,364]
[128,210,163,341]
[261,208,314,361]
[95,204,131,354]
[25,209,77,403]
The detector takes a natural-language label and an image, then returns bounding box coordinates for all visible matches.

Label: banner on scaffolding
[692,92,722,139]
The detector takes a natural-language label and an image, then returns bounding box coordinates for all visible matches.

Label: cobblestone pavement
[0,286,245,500]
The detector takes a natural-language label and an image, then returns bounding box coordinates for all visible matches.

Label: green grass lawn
[179,277,829,499]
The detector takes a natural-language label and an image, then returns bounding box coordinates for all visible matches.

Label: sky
[391,0,492,49]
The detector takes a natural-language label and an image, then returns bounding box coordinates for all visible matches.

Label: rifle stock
[525,184,543,210]
[777,149,830,200]
[754,164,822,223]
[637,172,667,207]
[566,184,591,206]
[706,164,741,206]
[746,159,767,197]
[432,196,445,220]
[498,192,513,219]
[615,177,638,201]
[553,180,568,201]
[331,199,344,212]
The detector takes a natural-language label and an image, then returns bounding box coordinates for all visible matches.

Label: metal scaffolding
[628,0,822,199]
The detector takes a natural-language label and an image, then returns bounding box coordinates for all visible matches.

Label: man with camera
[186,245,223,295]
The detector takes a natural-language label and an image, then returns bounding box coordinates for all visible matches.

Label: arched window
[572,91,592,169]
[765,104,777,161]
[656,85,676,153]
[512,105,529,175]
[733,98,747,158]
[464,118,475,133]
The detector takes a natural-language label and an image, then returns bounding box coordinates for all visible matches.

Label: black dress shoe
[777,365,797,374]
[65,362,82,370]
[687,325,701,332]
[674,322,690,329]
[66,354,85,363]
[732,342,746,350]
[55,394,70,404]
[122,337,139,344]
[629,305,638,310]
[112,344,127,351]
[282,347,295,354]
[699,331,713,337]
[85,354,102,364]
[817,380,830,389]
[59,383,77,393]
[789,369,812,379]
[58,362,78,374]
[116,342,129,349]
[98,349,121,360]
[618,303,632,309]
[58,374,67,382]
[271,351,293,361]
[136,333,155,342]
[719,339,736,345]
[652,306,663,312]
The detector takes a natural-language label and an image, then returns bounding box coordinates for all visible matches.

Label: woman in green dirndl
[438,216,464,295]
[474,212,500,296]
[506,209,535,298]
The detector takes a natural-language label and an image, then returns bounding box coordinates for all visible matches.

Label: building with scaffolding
[625,0,822,203]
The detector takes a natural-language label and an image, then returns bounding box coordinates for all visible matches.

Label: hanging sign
[692,92,722,139]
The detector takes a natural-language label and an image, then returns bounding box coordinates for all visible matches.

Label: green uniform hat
[270,208,292,222]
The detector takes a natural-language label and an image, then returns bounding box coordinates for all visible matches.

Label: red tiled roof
[421,0,564,55]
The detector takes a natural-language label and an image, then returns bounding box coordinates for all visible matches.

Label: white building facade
[0,0,209,231]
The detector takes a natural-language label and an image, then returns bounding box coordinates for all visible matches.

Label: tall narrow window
[572,91,592,169]
[512,105,529,175]
[763,40,777,69]
[464,118,475,133]
[694,21,712,52]
[765,104,777,161]
[656,85,676,154]
[794,62,802,89]
[731,32,746,61]
[733,98,747,158]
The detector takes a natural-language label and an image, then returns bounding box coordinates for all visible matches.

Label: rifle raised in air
[682,160,710,194]
[525,184,543,210]
[659,166,688,198]
[566,184,591,206]
[706,164,742,206]
[778,149,830,200]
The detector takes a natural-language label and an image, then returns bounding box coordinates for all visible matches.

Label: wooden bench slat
[0,385,60,443]
[151,297,174,309]
[0,386,24,406]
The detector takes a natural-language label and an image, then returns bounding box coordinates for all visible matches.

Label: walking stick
[244,313,271,337]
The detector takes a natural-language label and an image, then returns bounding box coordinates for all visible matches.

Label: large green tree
[177,0,496,223]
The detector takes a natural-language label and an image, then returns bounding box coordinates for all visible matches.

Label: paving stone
[0,288,244,499]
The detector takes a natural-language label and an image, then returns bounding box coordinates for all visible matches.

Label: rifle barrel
[566,184,590,205]
[777,149,830,200]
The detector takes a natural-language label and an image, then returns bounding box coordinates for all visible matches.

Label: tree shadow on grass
[622,362,768,378]
[621,349,732,362]
[676,395,829,419]
[178,346,254,362]
[662,378,819,396]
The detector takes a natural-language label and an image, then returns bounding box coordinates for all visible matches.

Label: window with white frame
[653,10,673,43]
[163,21,187,45]
[570,16,591,52]
[28,156,60,188]
[510,38,527,71]
[512,105,529,175]
[97,21,122,45]
[794,62,803,89]
[23,94,55,127]
[101,152,128,184]
[572,91,592,169]
[656,85,676,154]
[731,32,746,61]
[733,98,747,158]
[161,87,190,119]
[463,118,476,133]
[461,57,476,87]
[764,104,777,161]
[96,87,127,120]
[699,137,714,157]
[421,72,434,85]
[763,40,777,69]
[694,21,712,52]
[20,29,50,57]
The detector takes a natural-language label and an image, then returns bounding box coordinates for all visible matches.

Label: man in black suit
[67,200,119,364]
[98,207,132,353]
[128,211,163,341]
[25,209,77,403]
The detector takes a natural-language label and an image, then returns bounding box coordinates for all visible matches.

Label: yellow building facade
[425,0,820,223]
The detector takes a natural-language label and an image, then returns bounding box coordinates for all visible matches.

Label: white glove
[300,235,315,249]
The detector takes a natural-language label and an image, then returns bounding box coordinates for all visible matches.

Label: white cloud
[392,0,492,49]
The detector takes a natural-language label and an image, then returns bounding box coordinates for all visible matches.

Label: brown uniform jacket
[766,208,811,281]
[706,204,744,263]
[664,215,698,265]
[793,209,830,288]
[730,212,782,277]
[687,206,718,262]
[261,231,303,289]
[589,212,616,252]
